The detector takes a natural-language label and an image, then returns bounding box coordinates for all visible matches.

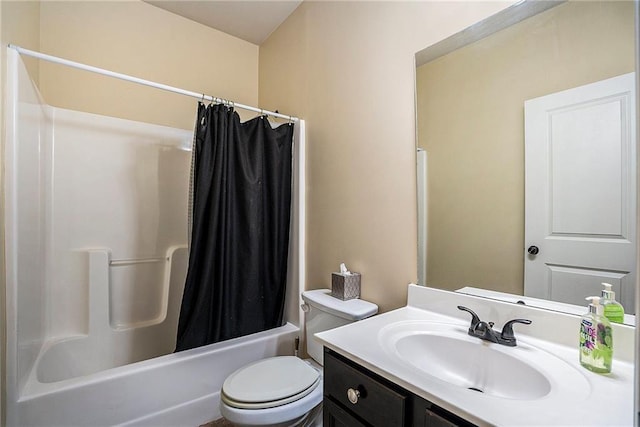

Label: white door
[524,73,636,313]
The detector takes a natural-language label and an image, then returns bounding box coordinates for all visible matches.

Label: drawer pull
[347,387,361,404]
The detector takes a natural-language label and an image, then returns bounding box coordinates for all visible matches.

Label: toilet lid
[222,356,320,407]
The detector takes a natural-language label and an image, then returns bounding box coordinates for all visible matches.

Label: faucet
[457,306,531,347]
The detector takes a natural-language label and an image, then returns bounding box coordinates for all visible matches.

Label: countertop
[315,285,635,426]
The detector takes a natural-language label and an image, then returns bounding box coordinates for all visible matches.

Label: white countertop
[315,285,635,426]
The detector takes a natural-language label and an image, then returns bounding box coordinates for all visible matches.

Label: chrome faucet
[457,306,531,347]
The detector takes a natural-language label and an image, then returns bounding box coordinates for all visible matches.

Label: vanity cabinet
[323,349,475,427]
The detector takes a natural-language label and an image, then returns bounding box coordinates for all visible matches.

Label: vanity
[316,285,635,426]
[324,349,473,426]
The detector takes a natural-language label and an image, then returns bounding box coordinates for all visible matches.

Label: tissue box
[331,272,361,300]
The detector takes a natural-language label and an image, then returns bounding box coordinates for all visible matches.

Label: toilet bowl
[219,289,378,427]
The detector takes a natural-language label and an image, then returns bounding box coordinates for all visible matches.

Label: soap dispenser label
[580,319,612,352]
[580,319,596,352]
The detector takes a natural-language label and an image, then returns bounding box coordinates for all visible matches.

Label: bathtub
[10,241,300,426]
[14,323,299,426]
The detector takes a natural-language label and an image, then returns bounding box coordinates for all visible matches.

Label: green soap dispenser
[579,296,612,374]
[601,282,625,324]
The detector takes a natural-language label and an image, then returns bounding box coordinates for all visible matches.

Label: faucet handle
[500,318,532,344]
[457,305,481,332]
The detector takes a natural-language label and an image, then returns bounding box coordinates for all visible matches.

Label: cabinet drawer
[324,349,407,426]
[324,397,368,427]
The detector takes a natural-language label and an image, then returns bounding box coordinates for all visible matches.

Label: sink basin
[379,321,589,401]
[394,332,549,399]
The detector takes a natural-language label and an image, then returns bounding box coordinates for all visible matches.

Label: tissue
[339,263,350,275]
[331,263,361,300]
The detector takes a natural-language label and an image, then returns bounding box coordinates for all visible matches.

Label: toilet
[219,289,378,427]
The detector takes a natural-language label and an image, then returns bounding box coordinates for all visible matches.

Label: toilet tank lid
[301,289,378,321]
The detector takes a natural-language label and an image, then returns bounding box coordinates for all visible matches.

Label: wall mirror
[415,0,637,325]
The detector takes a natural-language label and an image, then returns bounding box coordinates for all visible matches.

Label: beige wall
[38,1,259,130]
[1,1,40,80]
[416,1,635,294]
[259,1,514,312]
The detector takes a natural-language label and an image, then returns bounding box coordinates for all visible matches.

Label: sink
[393,332,550,399]
[379,321,590,401]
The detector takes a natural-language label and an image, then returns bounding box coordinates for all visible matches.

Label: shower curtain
[176,103,294,352]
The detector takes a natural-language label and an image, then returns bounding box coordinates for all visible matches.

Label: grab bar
[109,257,168,266]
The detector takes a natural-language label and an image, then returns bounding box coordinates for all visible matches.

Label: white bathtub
[14,323,299,426]
[11,246,300,426]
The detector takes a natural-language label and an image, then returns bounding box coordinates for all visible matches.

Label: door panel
[546,265,625,306]
[525,73,636,313]
[551,99,625,236]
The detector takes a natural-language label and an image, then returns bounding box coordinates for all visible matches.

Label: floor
[200,418,234,427]
[200,401,323,426]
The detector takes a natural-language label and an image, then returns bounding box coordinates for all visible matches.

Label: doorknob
[527,246,539,255]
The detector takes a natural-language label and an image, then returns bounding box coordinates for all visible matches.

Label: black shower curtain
[175,103,294,352]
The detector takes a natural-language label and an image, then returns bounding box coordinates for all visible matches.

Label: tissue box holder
[331,272,361,300]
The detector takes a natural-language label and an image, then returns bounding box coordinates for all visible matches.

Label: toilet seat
[221,356,320,410]
[222,377,320,409]
[220,377,323,427]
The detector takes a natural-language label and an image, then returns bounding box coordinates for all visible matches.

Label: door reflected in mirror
[415,0,636,320]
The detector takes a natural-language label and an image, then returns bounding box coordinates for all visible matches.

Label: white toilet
[219,289,378,427]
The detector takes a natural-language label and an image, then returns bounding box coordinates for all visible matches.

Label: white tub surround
[4,47,306,426]
[316,284,635,426]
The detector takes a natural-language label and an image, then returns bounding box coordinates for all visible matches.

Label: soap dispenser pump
[579,296,612,374]
[601,282,625,324]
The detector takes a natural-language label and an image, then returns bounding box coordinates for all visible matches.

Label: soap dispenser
[579,296,612,374]
[601,282,625,324]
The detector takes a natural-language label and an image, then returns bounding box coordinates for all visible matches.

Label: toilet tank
[301,289,378,365]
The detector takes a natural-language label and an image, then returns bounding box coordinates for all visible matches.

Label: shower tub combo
[4,48,304,426]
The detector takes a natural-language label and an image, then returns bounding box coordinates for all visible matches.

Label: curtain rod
[8,44,299,122]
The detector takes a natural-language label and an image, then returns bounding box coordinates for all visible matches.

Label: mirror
[415,0,637,324]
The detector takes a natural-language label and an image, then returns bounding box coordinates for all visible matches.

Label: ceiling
[145,1,303,45]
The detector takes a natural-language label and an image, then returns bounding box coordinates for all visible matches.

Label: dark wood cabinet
[324,398,367,427]
[323,348,476,427]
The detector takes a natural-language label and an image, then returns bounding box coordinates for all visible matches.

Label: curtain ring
[199,94,207,125]
[288,115,293,125]
[260,108,264,119]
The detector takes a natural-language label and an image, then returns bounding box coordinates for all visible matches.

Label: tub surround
[4,49,306,427]
[316,284,635,426]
